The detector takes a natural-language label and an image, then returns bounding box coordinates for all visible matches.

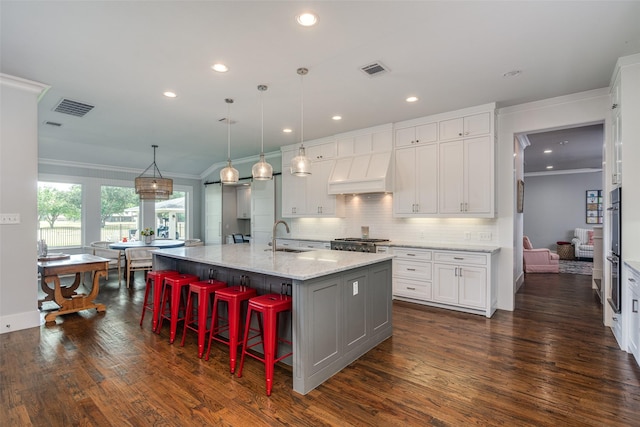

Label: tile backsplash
[287,194,498,243]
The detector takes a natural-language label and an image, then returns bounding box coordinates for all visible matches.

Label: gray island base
[152,245,393,395]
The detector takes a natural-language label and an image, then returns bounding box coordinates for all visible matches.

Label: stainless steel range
[330,238,390,253]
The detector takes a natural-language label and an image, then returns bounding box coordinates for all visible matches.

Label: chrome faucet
[272,220,290,253]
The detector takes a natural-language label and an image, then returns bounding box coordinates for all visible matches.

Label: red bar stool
[140,270,181,331]
[204,284,257,374]
[157,273,199,343]
[237,293,293,396]
[180,279,227,358]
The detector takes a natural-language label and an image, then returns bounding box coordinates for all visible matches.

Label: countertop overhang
[152,245,394,281]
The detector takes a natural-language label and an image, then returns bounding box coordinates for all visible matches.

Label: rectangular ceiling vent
[44,121,62,127]
[53,98,95,117]
[360,61,389,77]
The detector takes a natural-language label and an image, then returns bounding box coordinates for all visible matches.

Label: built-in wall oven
[607,187,622,313]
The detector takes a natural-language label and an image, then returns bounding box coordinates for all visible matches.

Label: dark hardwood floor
[1,271,639,426]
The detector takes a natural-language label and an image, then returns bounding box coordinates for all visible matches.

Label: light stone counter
[152,244,393,280]
[625,261,640,275]
[381,240,500,254]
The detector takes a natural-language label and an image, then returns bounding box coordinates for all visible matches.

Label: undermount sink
[266,248,306,253]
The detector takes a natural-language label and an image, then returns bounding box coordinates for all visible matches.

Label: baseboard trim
[0,309,41,334]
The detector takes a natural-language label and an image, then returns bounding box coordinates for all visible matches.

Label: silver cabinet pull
[407,253,416,257]
[407,287,416,291]
[406,268,416,272]
[454,257,464,260]
[633,299,639,313]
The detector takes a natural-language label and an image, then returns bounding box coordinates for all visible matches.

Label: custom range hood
[327,152,393,194]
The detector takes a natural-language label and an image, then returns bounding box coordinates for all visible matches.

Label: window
[37,181,82,248]
[100,185,139,241]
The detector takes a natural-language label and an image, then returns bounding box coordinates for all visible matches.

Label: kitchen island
[152,244,393,395]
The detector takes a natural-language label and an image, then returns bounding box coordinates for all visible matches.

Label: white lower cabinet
[392,248,433,300]
[627,263,640,366]
[392,247,497,318]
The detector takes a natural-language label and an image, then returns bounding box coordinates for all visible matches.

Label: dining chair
[90,241,123,286]
[124,247,154,287]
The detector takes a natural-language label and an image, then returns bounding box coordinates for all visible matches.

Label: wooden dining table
[38,253,109,323]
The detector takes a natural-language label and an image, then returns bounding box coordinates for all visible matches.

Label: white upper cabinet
[281,149,306,217]
[439,136,493,216]
[394,144,438,216]
[281,141,344,218]
[236,186,251,219]
[393,103,496,218]
[336,124,393,156]
[395,122,438,148]
[438,112,491,141]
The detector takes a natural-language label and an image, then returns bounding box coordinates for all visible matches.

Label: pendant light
[135,144,173,200]
[220,98,239,184]
[251,84,273,180]
[290,67,312,176]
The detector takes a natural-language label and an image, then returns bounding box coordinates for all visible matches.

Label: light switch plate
[0,213,20,224]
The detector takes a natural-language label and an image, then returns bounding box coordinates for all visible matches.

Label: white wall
[497,88,610,312]
[280,193,498,246]
[0,74,49,334]
[524,171,602,250]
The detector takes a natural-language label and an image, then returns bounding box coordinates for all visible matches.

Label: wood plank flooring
[1,271,639,426]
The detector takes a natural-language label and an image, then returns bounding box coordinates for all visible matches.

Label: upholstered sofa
[523,236,560,273]
[571,228,594,260]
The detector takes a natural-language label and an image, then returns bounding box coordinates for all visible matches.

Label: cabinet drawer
[393,278,432,300]
[394,259,432,281]
[393,247,432,261]
[434,252,487,265]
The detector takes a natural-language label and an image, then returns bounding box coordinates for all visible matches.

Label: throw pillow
[588,230,594,245]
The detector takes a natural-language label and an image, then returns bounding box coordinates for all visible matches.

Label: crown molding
[38,158,200,180]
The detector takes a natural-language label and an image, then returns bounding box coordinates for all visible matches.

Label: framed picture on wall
[586,190,603,224]
[517,179,524,213]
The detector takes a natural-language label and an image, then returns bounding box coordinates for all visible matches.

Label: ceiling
[2,1,639,179]
[523,124,605,174]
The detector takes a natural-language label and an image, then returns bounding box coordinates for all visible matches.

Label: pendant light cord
[226,98,233,161]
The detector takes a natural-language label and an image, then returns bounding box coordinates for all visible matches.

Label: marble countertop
[152,244,394,281]
[275,237,500,253]
[381,240,500,253]
[625,260,640,274]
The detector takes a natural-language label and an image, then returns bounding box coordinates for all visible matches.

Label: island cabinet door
[368,262,392,335]
[299,275,343,378]
[342,270,368,358]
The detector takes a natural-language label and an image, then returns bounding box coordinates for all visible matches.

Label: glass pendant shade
[252,84,273,180]
[135,145,173,200]
[252,153,273,180]
[291,67,311,177]
[219,98,239,184]
[220,159,239,184]
[290,145,312,176]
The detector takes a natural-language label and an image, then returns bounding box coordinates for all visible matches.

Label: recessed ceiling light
[283,128,292,133]
[163,91,177,98]
[212,63,228,73]
[544,149,552,154]
[406,96,418,103]
[546,165,554,169]
[559,140,568,145]
[503,70,522,78]
[332,115,342,121]
[296,12,318,27]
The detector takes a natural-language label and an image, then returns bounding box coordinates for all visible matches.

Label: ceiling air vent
[53,98,95,117]
[360,61,389,77]
[44,121,62,127]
